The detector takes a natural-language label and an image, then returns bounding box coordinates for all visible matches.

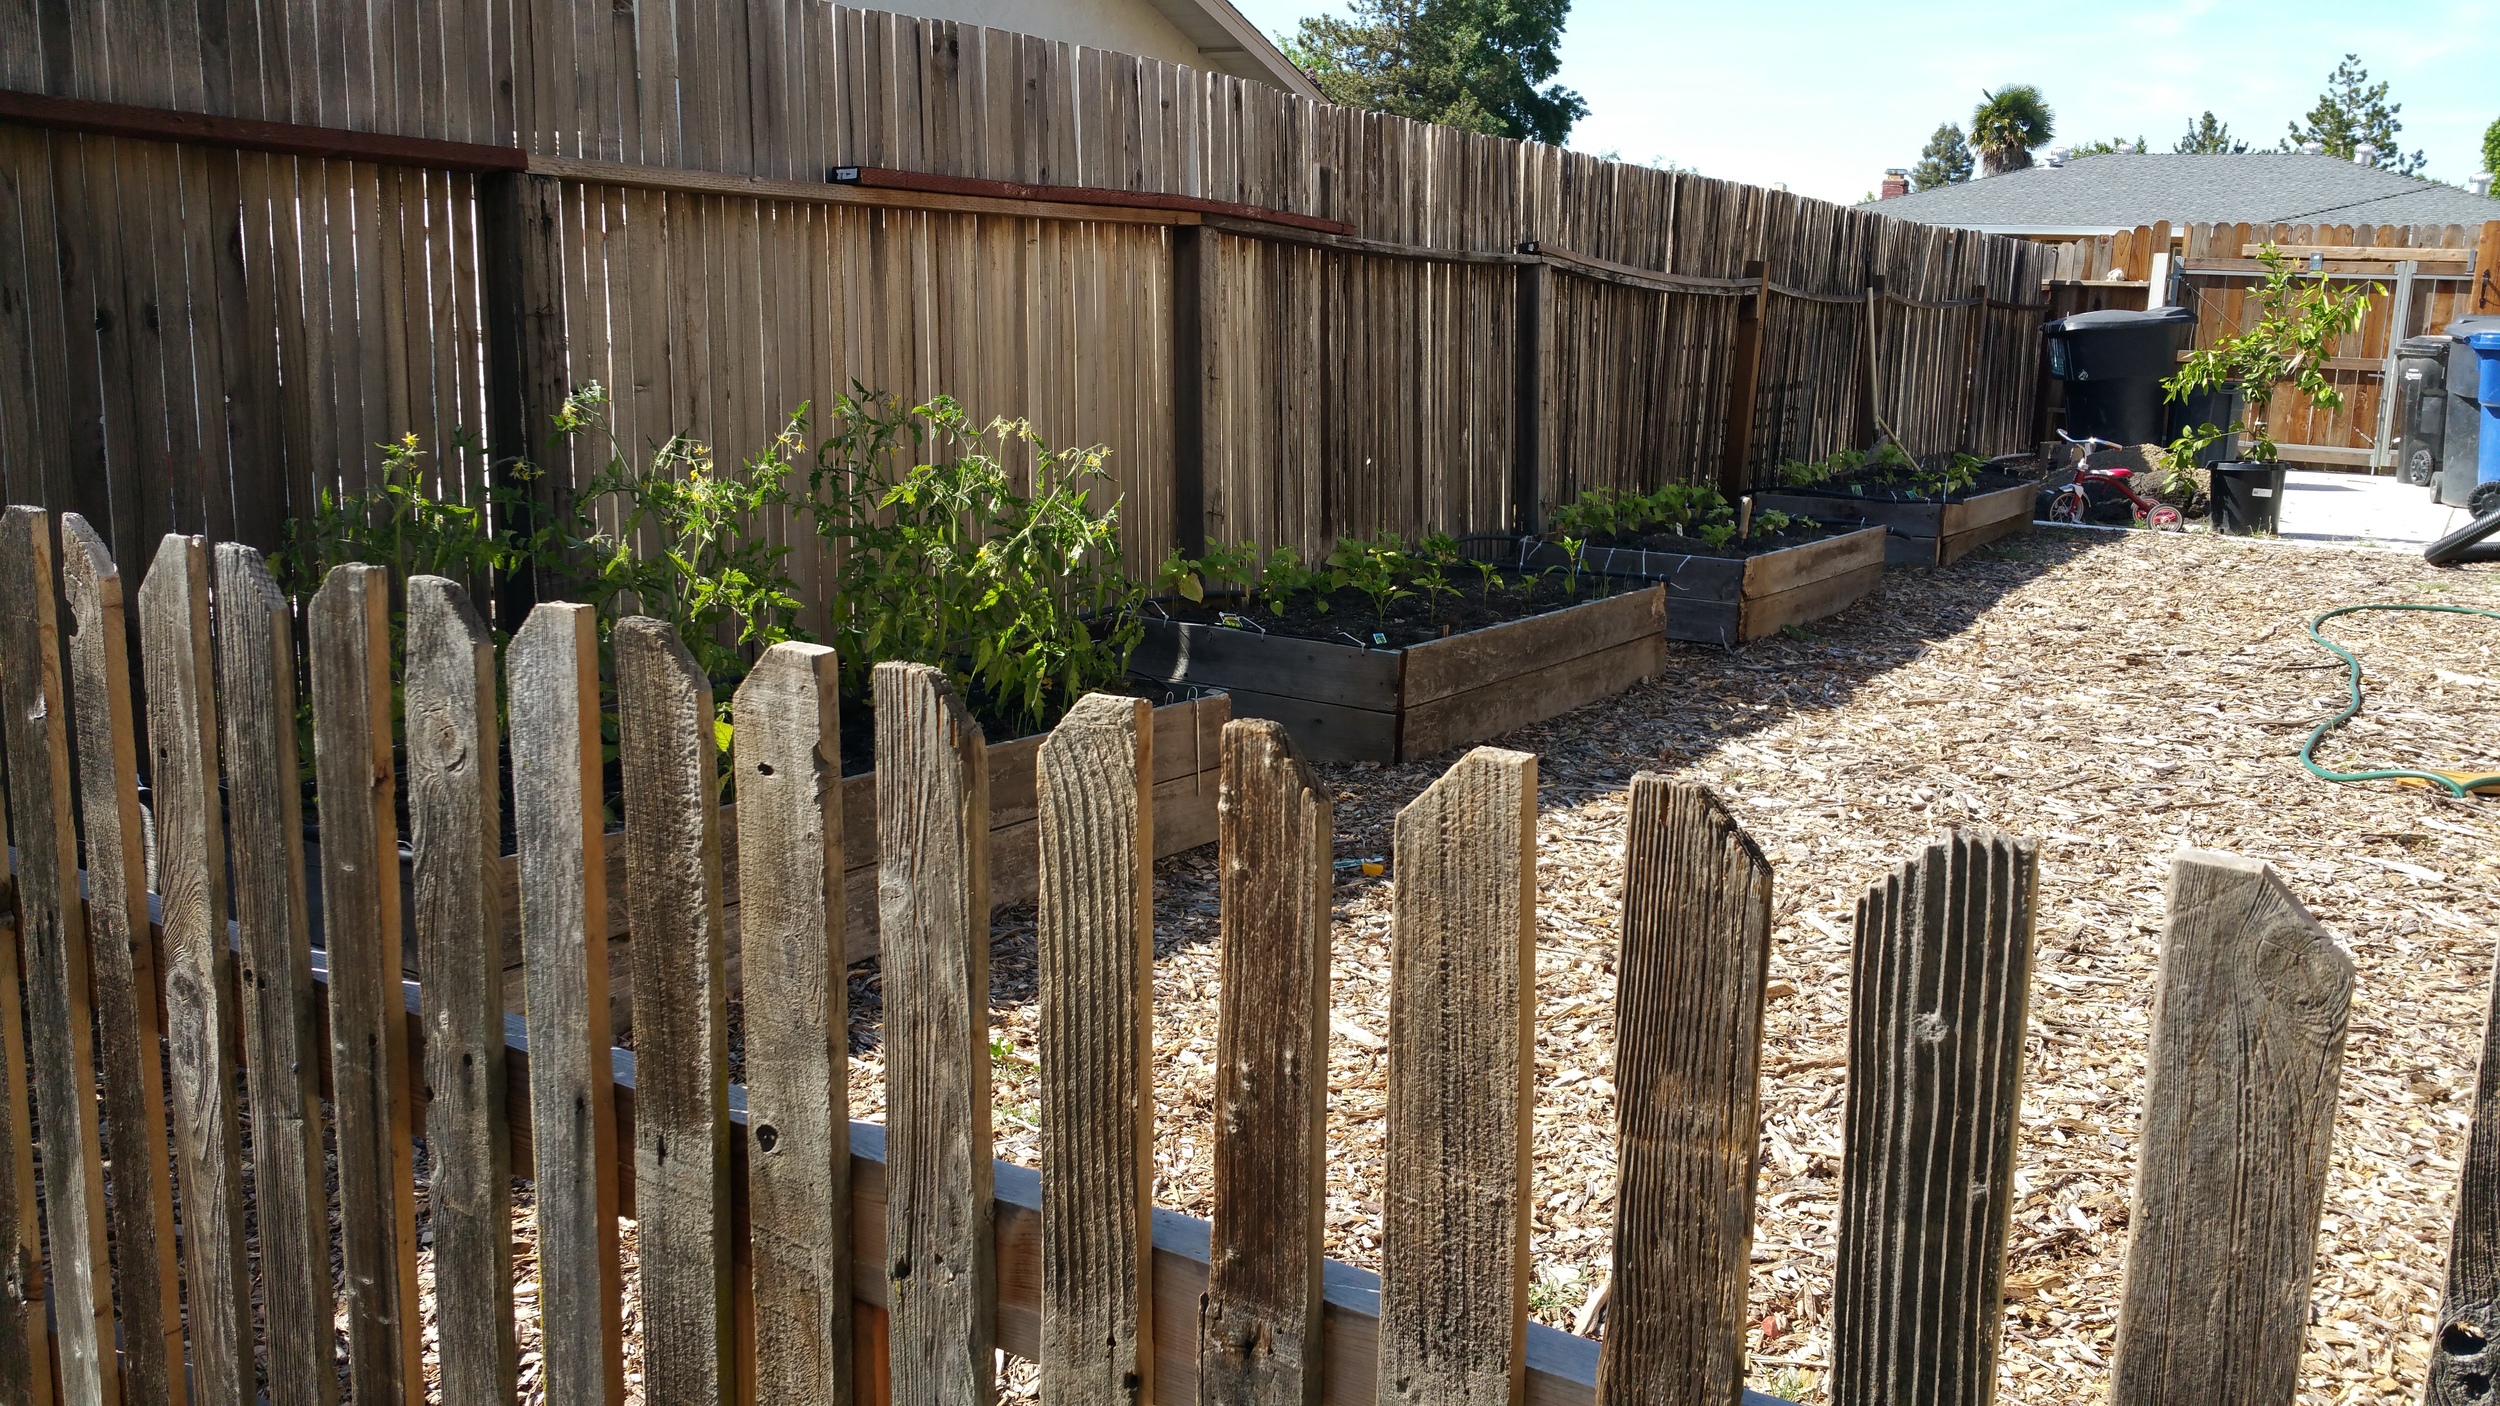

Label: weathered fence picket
[2112,852,2353,1406]
[0,507,2490,1406]
[2430,931,2500,1406]
[59,513,188,1406]
[1199,721,1335,1406]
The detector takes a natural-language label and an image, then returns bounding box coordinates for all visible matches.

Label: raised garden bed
[1480,526,1888,646]
[1756,478,2043,567]
[1129,587,1663,763]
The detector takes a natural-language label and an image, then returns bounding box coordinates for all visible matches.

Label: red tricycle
[2043,430,2185,530]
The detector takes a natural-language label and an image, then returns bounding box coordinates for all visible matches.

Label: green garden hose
[2299,603,2500,798]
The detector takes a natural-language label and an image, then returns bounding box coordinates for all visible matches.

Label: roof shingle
[1864,152,2497,232]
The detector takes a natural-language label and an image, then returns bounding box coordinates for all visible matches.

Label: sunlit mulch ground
[414,524,2500,1405]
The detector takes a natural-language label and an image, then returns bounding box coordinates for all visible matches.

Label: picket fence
[2,505,2494,1406]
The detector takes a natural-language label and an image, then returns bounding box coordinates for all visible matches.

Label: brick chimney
[1880,168,1909,200]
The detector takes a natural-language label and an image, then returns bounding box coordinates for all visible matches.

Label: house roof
[1866,152,2499,234]
[1141,0,1321,101]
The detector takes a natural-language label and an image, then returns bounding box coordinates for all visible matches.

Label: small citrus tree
[2164,246,2374,475]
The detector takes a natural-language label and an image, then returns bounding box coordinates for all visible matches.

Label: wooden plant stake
[1598,779,1774,1405]
[1198,720,1334,1406]
[2431,931,2500,1406]
[310,562,426,1406]
[510,601,626,1406]
[875,660,996,1406]
[59,513,188,1406]
[1832,827,2037,1406]
[0,512,62,1400]
[216,544,338,1406]
[734,641,853,1403]
[1038,693,1157,1406]
[406,576,518,1404]
[2111,851,2351,1406]
[138,534,252,1406]
[1379,746,1536,1406]
[617,617,734,1405]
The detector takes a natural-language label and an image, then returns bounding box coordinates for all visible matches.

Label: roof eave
[1140,0,1323,101]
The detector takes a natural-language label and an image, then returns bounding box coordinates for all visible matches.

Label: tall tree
[1285,0,1587,145]
[2281,54,2424,175]
[1970,85,2054,176]
[2174,111,2250,155]
[2482,116,2500,180]
[1909,123,1971,190]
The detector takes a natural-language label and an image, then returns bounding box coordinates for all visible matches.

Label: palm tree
[1971,85,2055,176]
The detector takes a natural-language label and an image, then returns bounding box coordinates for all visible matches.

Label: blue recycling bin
[2474,331,2500,486]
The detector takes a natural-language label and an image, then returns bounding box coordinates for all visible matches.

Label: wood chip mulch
[432,524,2500,1405]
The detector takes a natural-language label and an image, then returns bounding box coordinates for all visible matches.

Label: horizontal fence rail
[0,507,2494,1406]
[0,4,2052,612]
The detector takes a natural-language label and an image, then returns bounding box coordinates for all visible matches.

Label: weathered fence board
[2430,929,2500,1406]
[406,576,518,1404]
[1832,828,2036,1406]
[1380,747,1537,1406]
[2111,851,2352,1406]
[308,562,425,1406]
[0,508,120,1406]
[215,543,339,1406]
[1599,780,1773,1404]
[58,514,188,1406]
[136,533,252,1406]
[618,616,736,1404]
[1198,719,1334,1406]
[510,601,628,1406]
[0,578,53,1406]
[735,642,856,1403]
[876,660,998,1405]
[1038,693,1159,1406]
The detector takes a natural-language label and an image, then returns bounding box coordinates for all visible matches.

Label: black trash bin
[2045,306,2199,446]
[2209,462,2286,535]
[2440,316,2500,505]
[2395,334,2449,487]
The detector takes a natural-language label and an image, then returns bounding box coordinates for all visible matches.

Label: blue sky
[1231,0,2500,205]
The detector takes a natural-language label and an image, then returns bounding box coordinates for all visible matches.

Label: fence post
[1718,260,1769,498]
[0,510,68,1406]
[59,513,189,1406]
[1514,251,1545,536]
[2429,935,2500,1406]
[1855,274,1887,449]
[138,533,252,1406]
[510,601,628,1406]
[1038,692,1157,1405]
[2111,851,2351,1406]
[876,660,997,1406]
[1599,779,1774,1404]
[1832,828,2036,1406]
[1199,719,1334,1406]
[1956,283,1988,453]
[308,562,426,1406]
[481,170,573,622]
[616,617,735,1404]
[406,576,519,1403]
[214,543,337,1406]
[2478,221,2500,316]
[1173,224,1209,559]
[734,641,855,1404]
[1380,746,1536,1406]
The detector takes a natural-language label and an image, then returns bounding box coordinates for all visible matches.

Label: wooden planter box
[1494,527,1887,646]
[456,694,1228,1001]
[1756,478,2040,567]
[1129,587,1663,763]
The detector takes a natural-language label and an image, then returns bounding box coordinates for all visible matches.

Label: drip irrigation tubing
[2299,603,2500,797]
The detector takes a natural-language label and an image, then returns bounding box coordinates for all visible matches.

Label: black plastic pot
[2208,462,2285,536]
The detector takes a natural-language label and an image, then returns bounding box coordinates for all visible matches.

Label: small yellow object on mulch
[2390,769,2500,795]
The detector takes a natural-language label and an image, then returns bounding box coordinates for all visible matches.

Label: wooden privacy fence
[0,2,2054,620]
[4,505,2499,1406]
[2039,219,2500,468]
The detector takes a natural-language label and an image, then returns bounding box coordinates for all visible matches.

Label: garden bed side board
[1756,477,2042,567]
[465,693,1226,1017]
[1129,587,1664,763]
[1498,527,1887,646]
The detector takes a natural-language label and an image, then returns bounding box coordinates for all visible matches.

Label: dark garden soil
[1573,518,1835,560]
[1771,467,2038,505]
[1154,567,1627,651]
